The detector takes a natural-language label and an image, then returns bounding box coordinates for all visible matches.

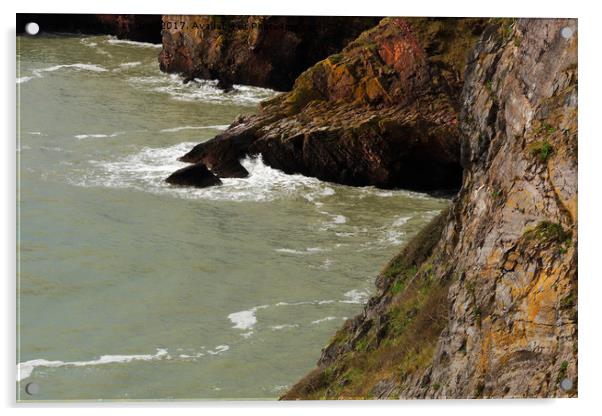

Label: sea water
[16,34,448,400]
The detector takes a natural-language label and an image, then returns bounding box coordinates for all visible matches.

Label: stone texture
[283,18,577,400]
[159,16,381,91]
[176,18,488,191]
[165,163,222,188]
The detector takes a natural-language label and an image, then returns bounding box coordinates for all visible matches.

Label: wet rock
[175,18,488,190]
[165,163,222,188]
[178,122,260,178]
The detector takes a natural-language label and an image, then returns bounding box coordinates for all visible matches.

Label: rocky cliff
[173,18,488,190]
[282,18,578,399]
[159,16,381,91]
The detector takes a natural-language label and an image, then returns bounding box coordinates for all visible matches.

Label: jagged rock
[283,18,577,400]
[179,121,260,178]
[165,163,222,188]
[159,16,381,91]
[174,18,488,190]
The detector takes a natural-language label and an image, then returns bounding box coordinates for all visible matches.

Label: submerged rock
[165,163,222,188]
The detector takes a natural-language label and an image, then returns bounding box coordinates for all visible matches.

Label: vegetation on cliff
[283,17,578,399]
[175,18,490,191]
[158,16,381,91]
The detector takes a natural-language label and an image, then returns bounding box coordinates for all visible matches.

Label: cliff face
[16,14,162,43]
[282,18,577,399]
[159,16,381,91]
[175,18,487,190]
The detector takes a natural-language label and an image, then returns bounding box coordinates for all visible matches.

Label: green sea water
[16,34,448,401]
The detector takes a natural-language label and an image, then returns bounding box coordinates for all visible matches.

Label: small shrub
[560,293,576,310]
[556,361,569,384]
[524,221,571,245]
[529,140,554,162]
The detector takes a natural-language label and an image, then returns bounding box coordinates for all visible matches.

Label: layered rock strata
[176,18,488,191]
[283,18,578,399]
[159,15,381,91]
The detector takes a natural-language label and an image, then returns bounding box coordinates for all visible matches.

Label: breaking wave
[128,74,279,106]
[17,345,230,382]
[72,143,335,203]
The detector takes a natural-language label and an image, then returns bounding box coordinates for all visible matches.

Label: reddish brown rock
[283,18,578,400]
[177,18,487,190]
[158,16,381,91]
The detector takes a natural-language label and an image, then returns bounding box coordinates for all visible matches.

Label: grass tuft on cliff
[282,208,452,399]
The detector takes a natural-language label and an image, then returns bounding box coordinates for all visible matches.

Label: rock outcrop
[176,18,488,191]
[16,14,162,43]
[282,18,577,399]
[159,16,381,91]
[165,163,222,188]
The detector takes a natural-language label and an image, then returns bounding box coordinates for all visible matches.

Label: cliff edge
[282,18,577,399]
[173,18,488,190]
[159,16,380,91]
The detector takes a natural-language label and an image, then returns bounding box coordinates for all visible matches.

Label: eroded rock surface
[177,18,488,190]
[283,18,577,399]
[159,16,381,91]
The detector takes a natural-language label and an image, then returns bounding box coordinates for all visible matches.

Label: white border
[2,1,599,415]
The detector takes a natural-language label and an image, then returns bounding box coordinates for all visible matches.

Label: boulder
[165,163,222,188]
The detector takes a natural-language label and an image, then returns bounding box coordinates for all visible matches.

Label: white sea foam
[128,74,278,106]
[311,316,337,324]
[392,216,411,227]
[276,247,326,255]
[80,38,113,57]
[160,125,229,133]
[80,38,98,47]
[74,146,335,203]
[17,348,168,382]
[106,37,162,48]
[270,324,299,331]
[118,61,142,68]
[35,63,108,74]
[74,132,122,140]
[379,229,406,245]
[178,352,205,359]
[207,345,230,355]
[342,289,370,304]
[319,258,334,270]
[18,63,109,84]
[228,305,269,330]
[333,215,347,224]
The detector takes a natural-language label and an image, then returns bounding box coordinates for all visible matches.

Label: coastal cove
[16,34,448,400]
